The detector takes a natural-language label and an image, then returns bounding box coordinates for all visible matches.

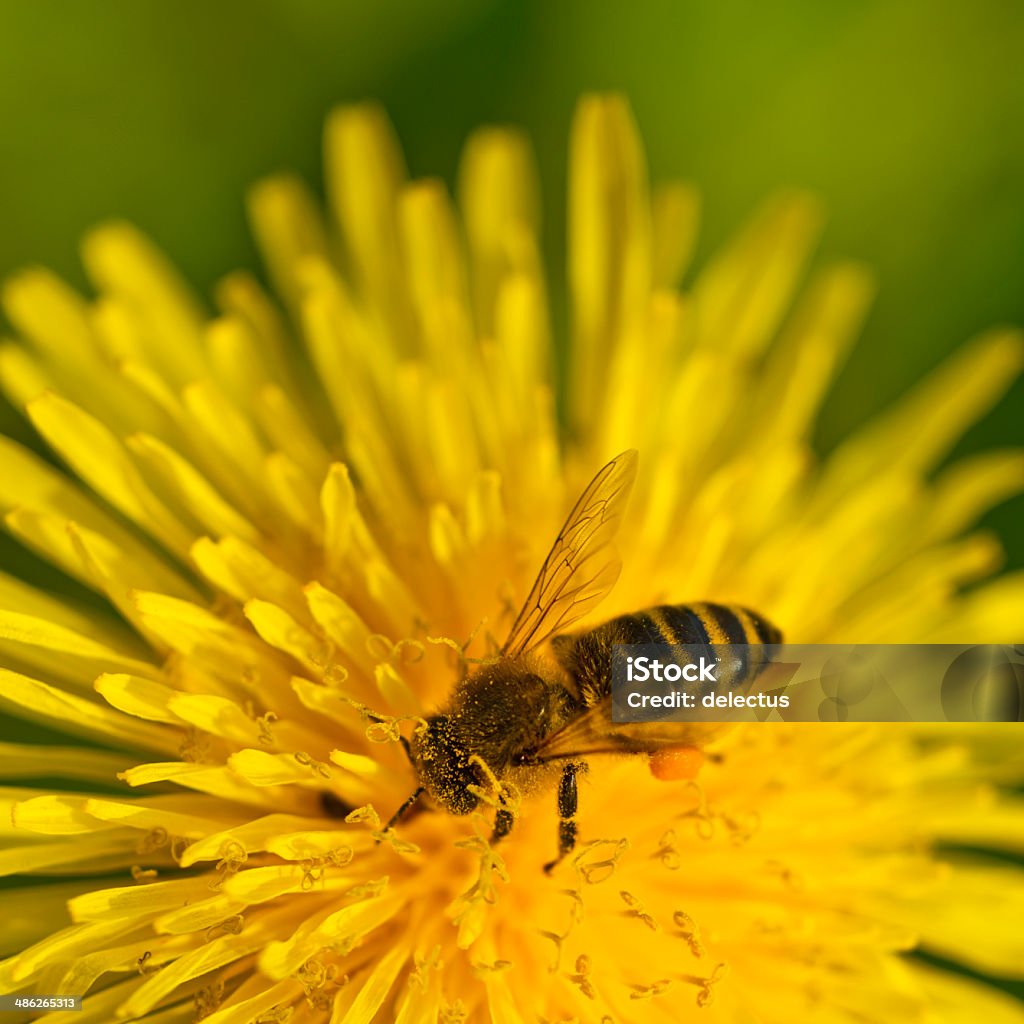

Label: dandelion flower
[1,94,1023,1023]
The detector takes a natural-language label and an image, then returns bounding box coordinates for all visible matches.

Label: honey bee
[390,450,783,870]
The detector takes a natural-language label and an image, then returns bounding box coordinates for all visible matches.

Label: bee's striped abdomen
[651,602,782,688]
[652,603,781,646]
[553,602,783,705]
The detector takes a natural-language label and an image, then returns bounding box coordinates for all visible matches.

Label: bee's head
[409,715,480,815]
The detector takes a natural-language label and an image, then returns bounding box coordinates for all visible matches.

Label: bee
[390,450,783,870]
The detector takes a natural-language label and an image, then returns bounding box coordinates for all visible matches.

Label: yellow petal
[258,892,401,980]
[178,813,334,867]
[81,221,207,386]
[153,893,246,934]
[94,672,181,725]
[341,941,409,1024]
[749,262,875,446]
[0,742,131,784]
[692,191,823,359]
[244,600,323,676]
[304,582,376,676]
[0,669,178,754]
[0,833,135,880]
[265,450,321,537]
[182,380,270,513]
[0,881,91,957]
[68,876,212,923]
[0,342,49,408]
[1,918,145,988]
[200,979,304,1024]
[569,94,651,435]
[2,268,161,434]
[247,174,329,314]
[27,391,193,556]
[458,125,540,334]
[83,795,246,838]
[3,267,97,364]
[254,384,331,483]
[214,269,297,398]
[651,180,700,288]
[324,103,411,339]
[191,536,306,620]
[12,795,121,836]
[0,437,191,588]
[117,762,313,813]
[905,861,1024,978]
[0,607,155,676]
[827,328,1024,489]
[925,450,1024,542]
[166,692,259,745]
[132,591,284,691]
[53,934,195,1000]
[0,571,139,651]
[127,432,261,543]
[321,463,356,578]
[114,916,276,1018]
[400,180,470,337]
[912,961,1024,1024]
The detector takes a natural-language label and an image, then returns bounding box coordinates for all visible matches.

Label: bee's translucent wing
[502,450,639,659]
[532,695,722,760]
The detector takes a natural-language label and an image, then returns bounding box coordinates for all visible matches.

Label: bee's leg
[492,808,515,843]
[381,786,425,835]
[544,761,585,873]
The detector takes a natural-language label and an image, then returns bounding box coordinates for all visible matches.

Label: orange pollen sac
[649,746,705,781]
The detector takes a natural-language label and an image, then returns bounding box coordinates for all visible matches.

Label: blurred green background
[0,0,1021,565]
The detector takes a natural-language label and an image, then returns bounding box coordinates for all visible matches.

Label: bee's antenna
[383,786,426,834]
